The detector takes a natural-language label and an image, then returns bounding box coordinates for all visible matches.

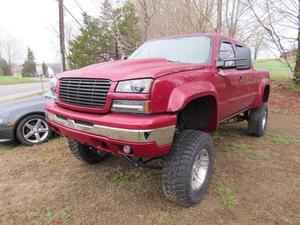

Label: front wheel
[68,140,111,164]
[162,130,214,207]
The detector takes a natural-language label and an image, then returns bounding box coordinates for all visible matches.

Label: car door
[214,40,243,120]
[234,45,258,110]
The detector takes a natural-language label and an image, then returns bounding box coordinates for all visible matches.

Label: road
[0,82,49,102]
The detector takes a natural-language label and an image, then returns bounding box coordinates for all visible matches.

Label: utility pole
[59,0,67,71]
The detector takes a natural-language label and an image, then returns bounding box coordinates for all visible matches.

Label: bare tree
[224,0,250,37]
[0,29,24,74]
[134,0,161,41]
[247,0,300,82]
[216,0,222,33]
[5,38,24,69]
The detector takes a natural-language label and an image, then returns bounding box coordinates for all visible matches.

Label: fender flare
[167,81,218,112]
[253,78,270,108]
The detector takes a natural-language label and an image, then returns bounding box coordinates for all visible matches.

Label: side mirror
[216,60,235,69]
[235,47,252,70]
[216,47,252,70]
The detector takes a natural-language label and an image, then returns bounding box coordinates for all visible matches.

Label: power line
[63,5,84,29]
[74,0,85,13]
[55,0,84,29]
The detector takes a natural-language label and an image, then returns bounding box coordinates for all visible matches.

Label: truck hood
[57,58,208,81]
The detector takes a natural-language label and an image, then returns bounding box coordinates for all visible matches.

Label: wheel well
[177,96,217,132]
[263,85,270,102]
[13,112,45,138]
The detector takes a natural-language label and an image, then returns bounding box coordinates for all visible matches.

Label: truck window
[219,42,235,61]
[129,36,212,64]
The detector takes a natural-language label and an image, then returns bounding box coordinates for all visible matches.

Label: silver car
[0,94,54,145]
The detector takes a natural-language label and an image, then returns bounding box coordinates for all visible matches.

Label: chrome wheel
[22,118,49,144]
[191,149,210,191]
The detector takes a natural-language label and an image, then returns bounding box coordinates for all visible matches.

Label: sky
[0,0,101,64]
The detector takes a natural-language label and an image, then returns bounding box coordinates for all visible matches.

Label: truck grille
[59,78,111,108]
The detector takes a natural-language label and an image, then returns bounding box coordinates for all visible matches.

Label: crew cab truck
[46,33,270,207]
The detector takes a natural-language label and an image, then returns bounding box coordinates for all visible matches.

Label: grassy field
[0,76,40,85]
[253,59,294,80]
[0,113,299,225]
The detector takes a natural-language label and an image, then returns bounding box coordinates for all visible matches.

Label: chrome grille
[59,78,111,108]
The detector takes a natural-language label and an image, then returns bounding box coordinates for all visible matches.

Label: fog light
[123,145,132,154]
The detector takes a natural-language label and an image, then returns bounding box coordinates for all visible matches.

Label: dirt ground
[0,87,299,225]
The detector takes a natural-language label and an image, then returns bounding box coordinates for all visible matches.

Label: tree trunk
[294,0,300,83]
[216,0,222,33]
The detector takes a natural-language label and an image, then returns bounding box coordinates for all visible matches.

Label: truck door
[214,41,242,120]
[234,45,258,109]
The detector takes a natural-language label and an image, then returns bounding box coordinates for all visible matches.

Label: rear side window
[219,42,235,61]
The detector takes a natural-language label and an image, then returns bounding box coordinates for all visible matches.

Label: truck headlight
[49,77,58,98]
[111,100,151,114]
[116,79,153,93]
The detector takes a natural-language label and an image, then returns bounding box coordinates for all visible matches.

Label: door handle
[239,76,243,81]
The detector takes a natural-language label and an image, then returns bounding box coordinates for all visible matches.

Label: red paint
[48,120,171,158]
[46,102,177,129]
[47,33,270,157]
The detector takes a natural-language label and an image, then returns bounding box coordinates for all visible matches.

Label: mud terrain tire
[68,140,110,164]
[248,103,268,137]
[162,130,214,207]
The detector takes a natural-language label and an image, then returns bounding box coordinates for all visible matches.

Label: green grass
[230,142,265,160]
[217,184,238,207]
[44,208,55,222]
[111,171,135,183]
[0,75,40,85]
[230,142,250,150]
[254,59,294,80]
[61,209,71,222]
[267,134,300,145]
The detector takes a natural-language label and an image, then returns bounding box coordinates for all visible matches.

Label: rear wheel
[162,130,214,207]
[15,114,51,146]
[248,103,268,137]
[68,140,111,164]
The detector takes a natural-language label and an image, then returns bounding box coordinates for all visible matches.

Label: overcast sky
[0,0,101,64]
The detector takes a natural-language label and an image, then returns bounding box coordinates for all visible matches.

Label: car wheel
[15,114,51,146]
[68,140,111,164]
[162,130,214,207]
[248,103,268,137]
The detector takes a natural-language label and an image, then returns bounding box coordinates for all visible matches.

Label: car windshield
[128,36,212,64]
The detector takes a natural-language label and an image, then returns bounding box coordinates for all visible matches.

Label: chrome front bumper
[46,112,175,146]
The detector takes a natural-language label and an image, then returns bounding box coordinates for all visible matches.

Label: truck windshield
[129,36,212,64]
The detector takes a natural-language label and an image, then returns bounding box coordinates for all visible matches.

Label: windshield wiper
[167,60,182,63]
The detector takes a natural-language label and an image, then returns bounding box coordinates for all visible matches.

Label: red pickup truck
[46,33,270,207]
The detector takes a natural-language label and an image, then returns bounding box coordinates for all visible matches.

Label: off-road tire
[15,114,52,146]
[248,103,268,137]
[162,130,214,207]
[68,140,110,164]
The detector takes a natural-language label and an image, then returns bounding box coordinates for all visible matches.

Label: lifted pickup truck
[46,33,270,207]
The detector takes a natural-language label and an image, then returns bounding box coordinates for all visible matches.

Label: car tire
[68,140,111,164]
[248,103,268,137]
[15,114,52,146]
[162,130,214,207]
